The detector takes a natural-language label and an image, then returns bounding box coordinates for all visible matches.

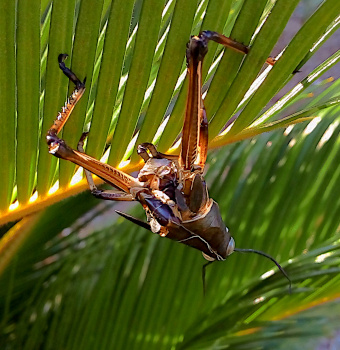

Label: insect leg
[180,35,208,171]
[180,30,274,172]
[48,133,142,193]
[77,133,134,201]
[47,54,86,137]
[137,142,179,162]
[137,144,152,162]
[200,31,248,55]
[137,191,181,227]
[47,55,143,194]
[196,106,208,171]
[200,31,275,65]
[138,143,159,159]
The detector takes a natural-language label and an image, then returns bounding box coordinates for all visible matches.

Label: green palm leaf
[0,0,340,348]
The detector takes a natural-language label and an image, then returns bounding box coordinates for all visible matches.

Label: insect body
[134,143,234,261]
[47,31,290,285]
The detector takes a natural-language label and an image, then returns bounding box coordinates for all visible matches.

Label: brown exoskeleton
[47,31,290,287]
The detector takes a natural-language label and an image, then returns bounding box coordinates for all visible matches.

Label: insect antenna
[234,248,292,293]
[202,260,215,296]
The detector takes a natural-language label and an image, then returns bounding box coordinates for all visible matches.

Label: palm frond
[1,0,339,224]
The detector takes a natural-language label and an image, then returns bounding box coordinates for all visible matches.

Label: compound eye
[226,237,235,256]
